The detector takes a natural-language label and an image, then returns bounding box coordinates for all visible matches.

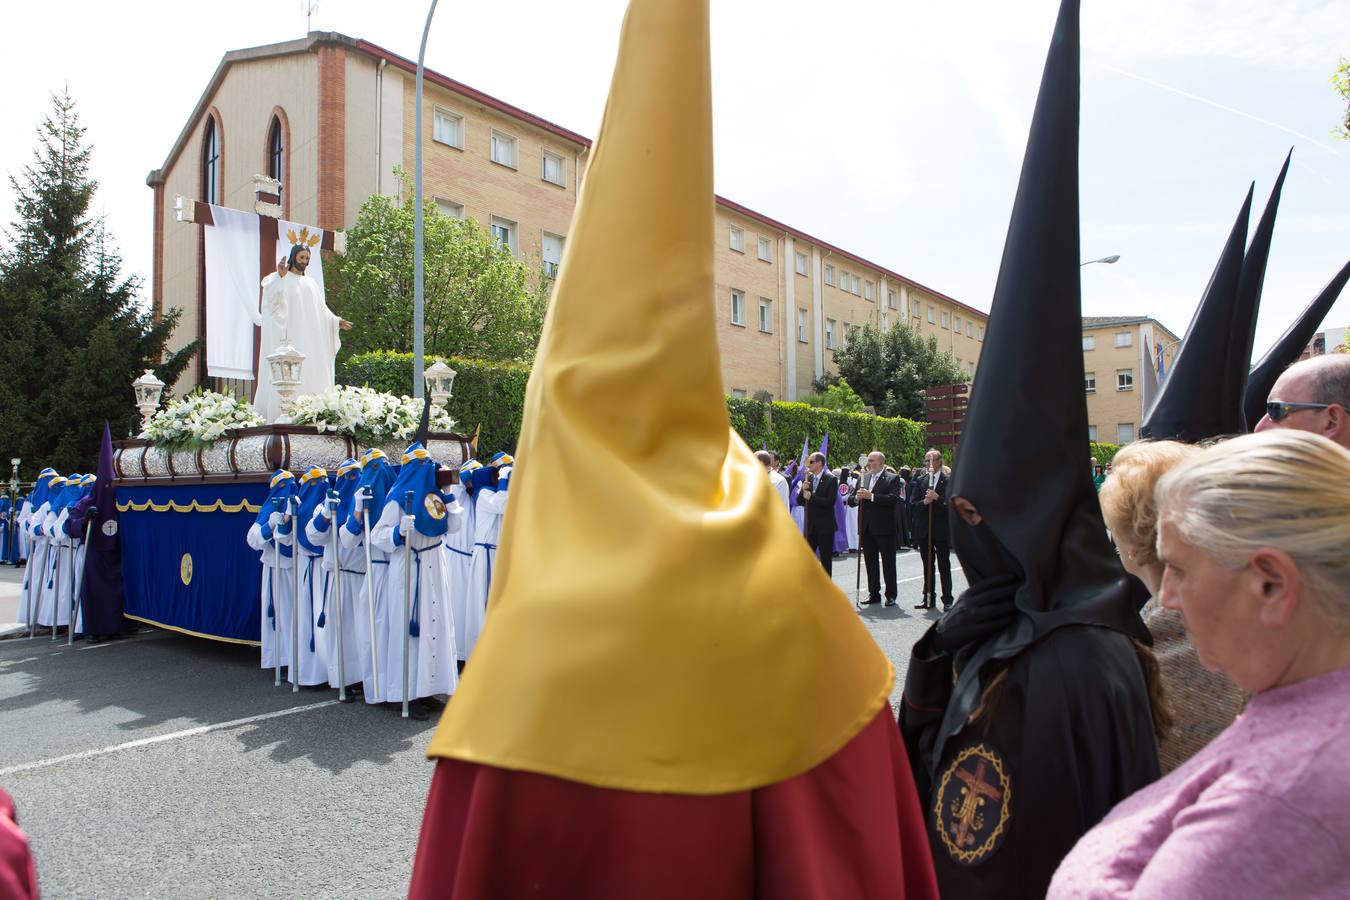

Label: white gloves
[399,514,416,537]
[268,512,284,529]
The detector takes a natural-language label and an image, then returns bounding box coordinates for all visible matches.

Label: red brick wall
[317,44,346,230]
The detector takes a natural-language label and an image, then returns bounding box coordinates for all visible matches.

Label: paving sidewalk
[1,563,27,636]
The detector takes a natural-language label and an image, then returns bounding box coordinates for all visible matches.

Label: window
[757,236,772,262]
[1117,422,1136,444]
[978,326,985,341]
[1082,335,1096,351]
[731,289,746,326]
[968,361,976,378]
[966,321,974,338]
[927,305,936,324]
[1084,372,1096,393]
[941,311,950,329]
[1114,331,1133,348]
[1116,369,1134,391]
[911,299,921,318]
[490,216,517,254]
[847,324,859,346]
[1088,425,1098,442]
[434,108,464,149]
[849,274,861,295]
[864,281,874,301]
[490,130,518,168]
[267,115,284,191]
[202,115,220,205]
[887,290,898,310]
[795,251,808,276]
[758,297,773,333]
[954,314,962,332]
[541,150,565,187]
[731,389,748,399]
[435,198,464,219]
[824,264,835,286]
[825,319,836,350]
[542,232,565,278]
[729,226,744,252]
[797,308,809,343]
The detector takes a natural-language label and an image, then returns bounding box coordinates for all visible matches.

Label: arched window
[267,116,284,187]
[202,116,220,205]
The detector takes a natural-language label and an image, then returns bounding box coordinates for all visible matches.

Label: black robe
[901,624,1160,898]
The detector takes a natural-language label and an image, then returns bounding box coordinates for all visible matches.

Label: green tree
[1334,58,1350,140]
[799,376,868,413]
[329,172,551,368]
[0,91,192,479]
[828,323,965,419]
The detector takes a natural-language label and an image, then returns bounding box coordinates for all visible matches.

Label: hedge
[1089,442,1122,466]
[341,351,927,466]
[338,351,529,457]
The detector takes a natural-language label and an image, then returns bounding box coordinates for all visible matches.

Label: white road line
[0,700,339,778]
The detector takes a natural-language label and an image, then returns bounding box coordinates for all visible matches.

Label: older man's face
[867,453,884,474]
[1254,368,1338,439]
[926,453,941,473]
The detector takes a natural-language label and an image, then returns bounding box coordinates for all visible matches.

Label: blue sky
[1,0,1347,356]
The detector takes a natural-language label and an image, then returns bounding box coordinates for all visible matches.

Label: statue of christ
[251,244,352,423]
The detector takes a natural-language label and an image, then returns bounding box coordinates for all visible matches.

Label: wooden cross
[950,757,1003,848]
[175,175,346,385]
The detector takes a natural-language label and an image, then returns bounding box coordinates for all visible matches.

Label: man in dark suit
[801,452,838,577]
[911,448,953,610]
[848,451,902,606]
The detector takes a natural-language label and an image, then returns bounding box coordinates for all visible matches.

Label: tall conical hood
[1140,186,1253,440]
[1244,258,1350,428]
[426,0,892,794]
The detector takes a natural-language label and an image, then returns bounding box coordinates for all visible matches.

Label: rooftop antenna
[303,0,319,34]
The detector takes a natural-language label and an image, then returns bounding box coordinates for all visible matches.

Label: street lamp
[1080,255,1121,267]
[412,0,440,400]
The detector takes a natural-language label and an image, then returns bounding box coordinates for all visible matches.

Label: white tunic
[340,506,390,704]
[463,485,508,660]
[372,494,464,703]
[442,484,475,662]
[247,519,294,671]
[16,501,49,629]
[272,517,327,686]
[53,507,88,631]
[37,504,72,628]
[252,270,341,423]
[307,507,369,690]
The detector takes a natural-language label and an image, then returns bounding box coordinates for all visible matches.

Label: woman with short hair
[1050,430,1350,898]
[1098,440,1247,772]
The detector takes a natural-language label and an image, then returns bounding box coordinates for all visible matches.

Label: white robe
[37,505,72,628]
[442,484,475,662]
[463,485,508,661]
[272,518,327,686]
[372,494,463,703]
[53,507,88,631]
[340,507,390,704]
[15,501,49,629]
[844,476,861,552]
[252,270,341,423]
[307,507,369,690]
[247,520,294,672]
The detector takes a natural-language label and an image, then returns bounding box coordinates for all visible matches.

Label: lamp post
[1080,255,1121,267]
[413,0,440,400]
[424,360,457,410]
[132,370,166,436]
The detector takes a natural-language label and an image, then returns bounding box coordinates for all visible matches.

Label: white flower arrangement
[146,390,265,453]
[290,385,455,444]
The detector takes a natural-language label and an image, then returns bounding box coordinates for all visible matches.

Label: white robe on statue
[308,507,369,691]
[463,484,508,661]
[252,270,341,423]
[247,519,293,672]
[340,508,390,704]
[372,494,463,703]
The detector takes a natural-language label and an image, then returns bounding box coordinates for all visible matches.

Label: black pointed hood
[1245,259,1350,428]
[949,0,1146,640]
[1140,186,1253,440]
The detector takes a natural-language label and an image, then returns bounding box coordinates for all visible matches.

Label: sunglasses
[1265,400,1331,422]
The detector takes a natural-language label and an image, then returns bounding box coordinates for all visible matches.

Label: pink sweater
[1048,664,1350,899]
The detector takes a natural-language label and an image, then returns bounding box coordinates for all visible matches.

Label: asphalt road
[0,548,966,899]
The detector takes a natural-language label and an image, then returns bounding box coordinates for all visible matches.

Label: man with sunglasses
[1254,355,1350,450]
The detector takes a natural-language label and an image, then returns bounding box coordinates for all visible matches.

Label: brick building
[147,32,988,401]
[1081,316,1181,445]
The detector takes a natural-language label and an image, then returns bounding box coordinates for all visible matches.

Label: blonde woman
[1098,440,1247,772]
[1050,431,1350,898]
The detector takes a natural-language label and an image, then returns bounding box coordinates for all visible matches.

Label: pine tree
[0,91,193,479]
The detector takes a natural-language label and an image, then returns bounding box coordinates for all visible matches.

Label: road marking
[0,700,340,778]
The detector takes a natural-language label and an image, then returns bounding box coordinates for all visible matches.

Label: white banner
[204,205,261,381]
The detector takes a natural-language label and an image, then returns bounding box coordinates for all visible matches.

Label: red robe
[410,709,938,899]
[0,789,39,900]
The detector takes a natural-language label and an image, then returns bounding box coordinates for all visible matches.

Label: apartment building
[1081,316,1181,445]
[148,31,988,400]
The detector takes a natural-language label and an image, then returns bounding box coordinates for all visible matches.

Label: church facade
[148,31,988,401]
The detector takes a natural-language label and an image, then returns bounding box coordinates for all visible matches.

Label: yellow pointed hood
[427,0,893,794]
